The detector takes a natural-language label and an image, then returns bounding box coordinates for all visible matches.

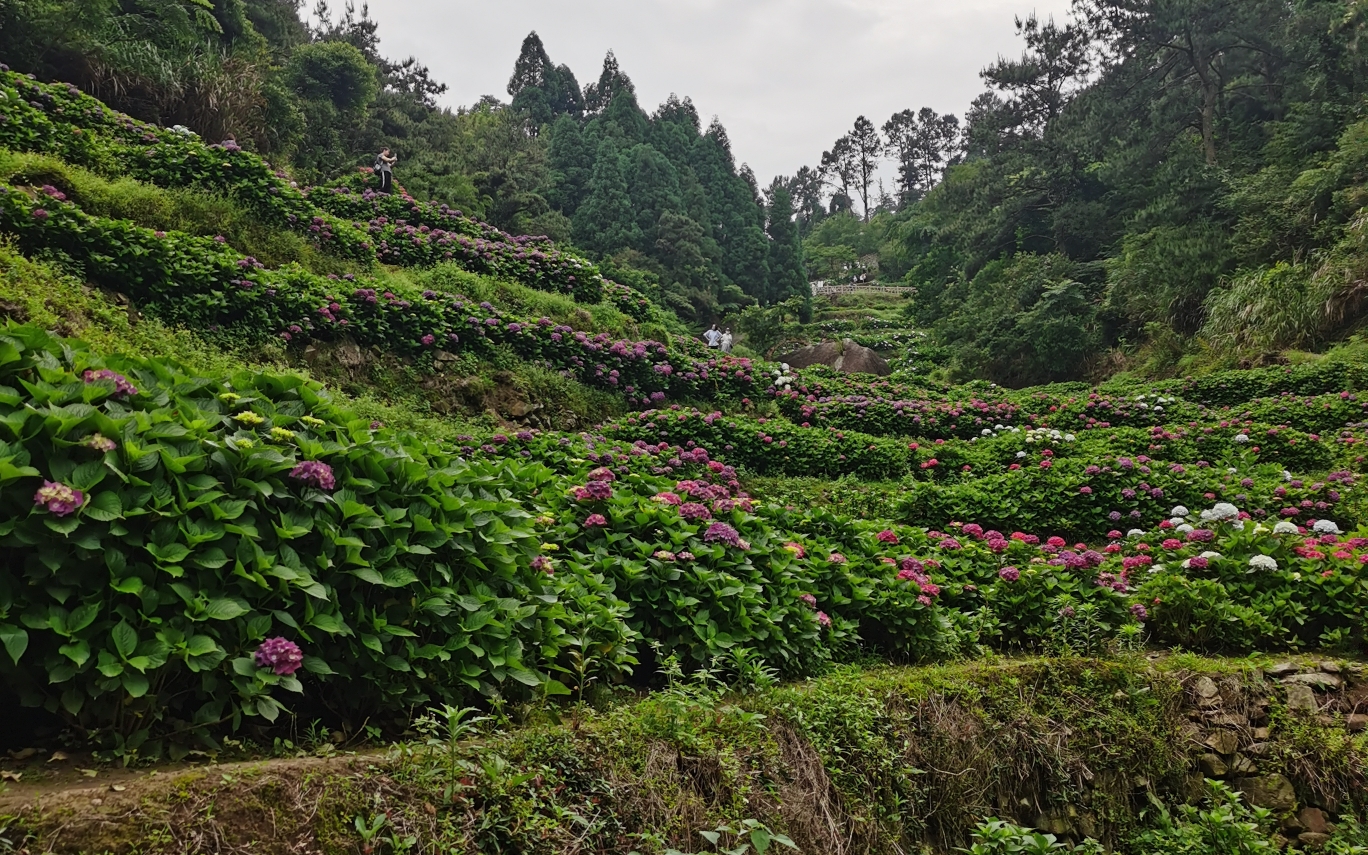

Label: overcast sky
[348,0,1074,186]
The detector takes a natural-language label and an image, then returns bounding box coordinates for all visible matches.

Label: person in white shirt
[720,330,734,353]
[704,325,722,349]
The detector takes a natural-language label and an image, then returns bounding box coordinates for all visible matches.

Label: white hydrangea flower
[1273,521,1300,535]
[1227,468,1239,475]
[1283,471,1293,482]
[1249,555,1278,571]
[1171,505,1190,517]
[1313,519,1343,535]
[1231,519,1245,531]
[982,428,993,436]
[1200,551,1221,560]
[1177,524,1194,534]
[1064,434,1076,442]
[1233,434,1250,443]
[1150,564,1163,573]
[1127,529,1146,538]
[1200,502,1239,522]
[1153,405,1164,412]
[1016,451,1027,458]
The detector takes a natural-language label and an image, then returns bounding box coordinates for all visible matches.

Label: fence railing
[811,284,917,298]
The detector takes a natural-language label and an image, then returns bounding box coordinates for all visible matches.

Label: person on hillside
[375,148,397,193]
[721,329,734,353]
[704,324,722,349]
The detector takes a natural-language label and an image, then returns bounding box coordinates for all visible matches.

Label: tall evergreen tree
[572,137,641,253]
[765,185,806,304]
[583,50,634,114]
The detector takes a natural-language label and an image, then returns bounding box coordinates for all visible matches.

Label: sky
[346,0,1074,186]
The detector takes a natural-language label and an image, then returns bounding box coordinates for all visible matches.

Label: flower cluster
[253,637,304,676]
[288,460,336,491]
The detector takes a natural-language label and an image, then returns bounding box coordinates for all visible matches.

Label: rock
[505,400,542,419]
[1266,661,1300,678]
[1299,808,1330,835]
[1192,676,1220,699]
[1234,774,1298,812]
[1245,742,1271,757]
[1253,727,1271,740]
[1205,731,1240,755]
[1199,753,1229,777]
[1282,672,1343,690]
[1286,684,1320,714]
[1230,754,1258,776]
[1300,833,1332,848]
[778,339,891,376]
[1347,714,1367,733]
[335,340,365,368]
[1320,661,1341,674]
[1209,714,1248,728]
[433,349,459,364]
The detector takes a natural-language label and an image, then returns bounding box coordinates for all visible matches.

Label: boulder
[1347,714,1367,733]
[1266,662,1300,678]
[1234,774,1297,812]
[1298,808,1330,835]
[778,339,891,376]
[1191,676,1220,699]
[1199,753,1228,777]
[1283,672,1343,690]
[1205,731,1239,755]
[1286,684,1320,715]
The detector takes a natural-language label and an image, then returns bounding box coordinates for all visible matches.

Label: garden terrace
[0,68,609,303]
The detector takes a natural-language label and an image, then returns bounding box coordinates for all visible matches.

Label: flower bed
[0,183,765,405]
[0,68,606,302]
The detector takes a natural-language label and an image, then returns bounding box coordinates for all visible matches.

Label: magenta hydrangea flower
[584,513,608,527]
[254,637,303,676]
[828,552,847,564]
[33,480,84,516]
[816,611,832,627]
[800,593,817,607]
[531,555,554,575]
[289,460,336,491]
[998,566,1021,582]
[703,522,742,546]
[1130,603,1149,621]
[680,502,711,521]
[876,529,900,544]
[82,368,137,398]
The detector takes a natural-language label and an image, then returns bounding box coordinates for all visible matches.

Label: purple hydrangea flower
[254,637,303,675]
[83,369,137,398]
[289,460,336,491]
[998,566,1021,582]
[33,480,84,516]
[703,522,742,546]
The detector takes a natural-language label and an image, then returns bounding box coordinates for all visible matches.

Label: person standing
[375,148,397,193]
[704,324,722,349]
[720,329,734,353]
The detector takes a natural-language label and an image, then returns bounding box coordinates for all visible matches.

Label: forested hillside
[790,0,1368,385]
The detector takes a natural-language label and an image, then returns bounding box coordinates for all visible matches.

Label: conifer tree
[572,137,641,253]
[766,186,806,304]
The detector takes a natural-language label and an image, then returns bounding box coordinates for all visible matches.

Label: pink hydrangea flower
[33,480,84,516]
[254,637,303,676]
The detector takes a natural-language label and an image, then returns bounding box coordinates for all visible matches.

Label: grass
[5,655,1363,854]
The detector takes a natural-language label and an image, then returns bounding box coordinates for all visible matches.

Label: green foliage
[0,324,637,753]
[1132,780,1280,855]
